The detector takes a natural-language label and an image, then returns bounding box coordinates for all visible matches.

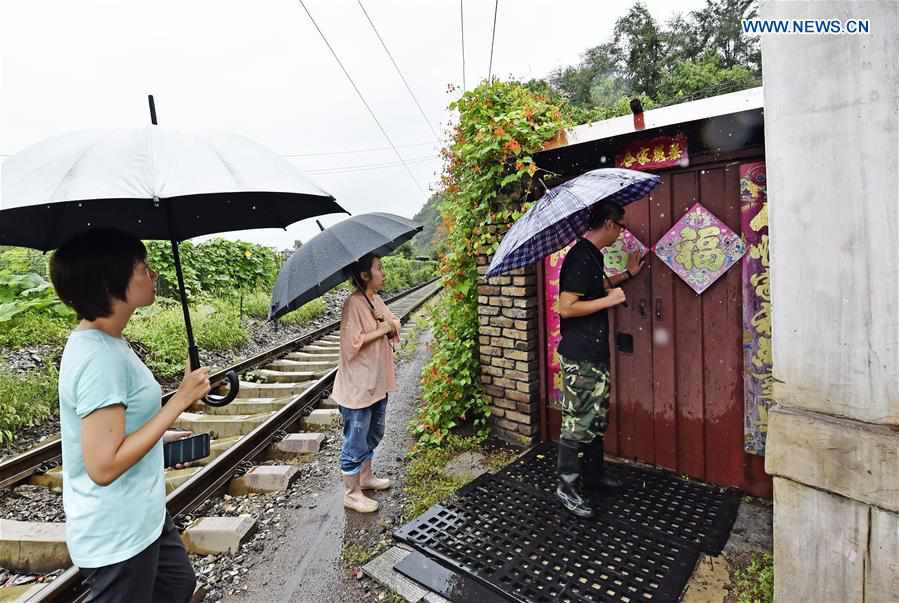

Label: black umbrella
[0,96,347,405]
[268,212,422,322]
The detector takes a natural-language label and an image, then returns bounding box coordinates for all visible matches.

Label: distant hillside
[410,193,444,259]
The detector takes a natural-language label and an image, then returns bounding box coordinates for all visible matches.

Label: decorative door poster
[601,229,649,276]
[543,244,572,407]
[615,133,688,171]
[653,203,746,295]
[741,162,772,456]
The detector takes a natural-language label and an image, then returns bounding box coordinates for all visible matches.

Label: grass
[243,289,327,326]
[0,312,75,348]
[403,433,516,521]
[0,365,58,445]
[733,552,774,603]
[124,298,248,378]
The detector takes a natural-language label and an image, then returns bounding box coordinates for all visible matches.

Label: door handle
[638,299,647,319]
[655,299,664,321]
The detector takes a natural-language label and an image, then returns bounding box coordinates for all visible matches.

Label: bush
[734,552,774,603]
[0,366,58,445]
[279,298,326,326]
[144,239,281,299]
[125,299,247,378]
[0,312,74,348]
[381,257,436,294]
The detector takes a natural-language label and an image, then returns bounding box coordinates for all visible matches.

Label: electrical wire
[460,0,466,91]
[298,0,426,196]
[488,0,499,83]
[356,0,440,142]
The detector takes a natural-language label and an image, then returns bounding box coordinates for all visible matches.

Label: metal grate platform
[496,442,741,554]
[395,473,699,603]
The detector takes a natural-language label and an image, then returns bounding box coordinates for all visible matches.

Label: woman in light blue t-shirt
[50,229,211,603]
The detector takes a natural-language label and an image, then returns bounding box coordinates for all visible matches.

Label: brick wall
[476,245,542,447]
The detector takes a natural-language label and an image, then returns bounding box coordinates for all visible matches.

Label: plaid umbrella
[486,168,661,277]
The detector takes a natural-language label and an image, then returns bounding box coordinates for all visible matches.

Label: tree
[657,52,759,104]
[690,0,760,73]
[613,2,664,98]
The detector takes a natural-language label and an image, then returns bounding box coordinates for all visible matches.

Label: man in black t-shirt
[555,201,645,518]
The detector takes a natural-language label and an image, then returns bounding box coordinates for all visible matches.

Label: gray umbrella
[269,212,422,321]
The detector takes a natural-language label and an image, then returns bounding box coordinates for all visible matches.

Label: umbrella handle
[202,370,240,407]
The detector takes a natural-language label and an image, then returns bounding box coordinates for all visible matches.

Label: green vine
[414,80,567,447]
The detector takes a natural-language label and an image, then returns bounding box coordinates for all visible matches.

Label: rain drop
[252,205,257,210]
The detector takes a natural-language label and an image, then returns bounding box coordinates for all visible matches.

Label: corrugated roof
[543,86,764,151]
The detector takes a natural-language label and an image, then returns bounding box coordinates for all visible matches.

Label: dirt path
[227,330,432,603]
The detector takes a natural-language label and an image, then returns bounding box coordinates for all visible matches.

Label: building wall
[760,1,899,601]
[476,224,542,447]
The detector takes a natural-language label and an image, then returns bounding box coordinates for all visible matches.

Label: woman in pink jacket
[331,254,401,513]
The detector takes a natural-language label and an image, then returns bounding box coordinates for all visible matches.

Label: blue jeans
[338,397,387,476]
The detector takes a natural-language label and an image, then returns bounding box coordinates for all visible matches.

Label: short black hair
[49,229,147,321]
[347,254,380,290]
[587,202,625,230]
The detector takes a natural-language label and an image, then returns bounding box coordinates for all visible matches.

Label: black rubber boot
[583,437,623,494]
[556,439,594,519]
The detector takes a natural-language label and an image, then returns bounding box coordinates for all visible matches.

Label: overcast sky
[0,0,705,250]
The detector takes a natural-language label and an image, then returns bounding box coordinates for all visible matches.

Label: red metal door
[544,162,771,497]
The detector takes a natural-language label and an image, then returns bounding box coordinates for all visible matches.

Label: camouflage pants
[559,356,611,444]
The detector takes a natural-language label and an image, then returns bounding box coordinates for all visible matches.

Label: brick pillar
[476,241,542,447]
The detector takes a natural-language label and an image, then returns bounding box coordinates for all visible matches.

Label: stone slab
[29,468,63,490]
[228,465,300,495]
[274,433,326,455]
[200,398,290,416]
[173,413,269,439]
[773,477,866,603]
[0,520,70,572]
[251,369,320,383]
[766,405,899,512]
[286,352,340,362]
[0,583,45,602]
[319,396,339,409]
[267,359,336,373]
[302,408,341,429]
[362,546,428,602]
[235,381,313,399]
[165,466,203,494]
[182,516,256,555]
[201,436,243,465]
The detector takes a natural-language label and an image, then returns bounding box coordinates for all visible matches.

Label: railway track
[0,278,441,603]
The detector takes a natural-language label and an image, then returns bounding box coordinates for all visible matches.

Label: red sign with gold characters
[615,134,688,170]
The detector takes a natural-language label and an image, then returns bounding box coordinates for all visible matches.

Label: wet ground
[226,329,433,603]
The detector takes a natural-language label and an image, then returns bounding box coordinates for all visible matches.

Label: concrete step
[269,433,326,459]
[228,465,300,495]
[286,351,340,362]
[301,344,340,354]
[0,583,46,602]
[29,468,63,490]
[0,520,70,572]
[165,466,203,493]
[267,359,336,373]
[250,369,322,384]
[236,381,313,399]
[201,398,290,416]
[173,413,270,439]
[182,516,256,556]
[302,408,341,429]
[198,436,243,465]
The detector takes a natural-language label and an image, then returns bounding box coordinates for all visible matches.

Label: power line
[356,0,440,142]
[488,0,499,83]
[283,141,434,158]
[298,0,426,196]
[303,154,440,175]
[460,0,466,91]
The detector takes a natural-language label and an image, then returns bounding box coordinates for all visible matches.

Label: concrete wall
[761,2,899,601]
[762,0,898,424]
